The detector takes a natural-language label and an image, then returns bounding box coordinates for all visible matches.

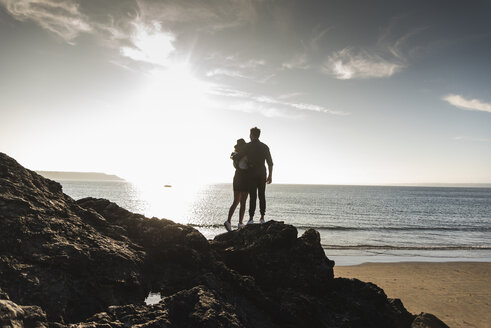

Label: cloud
[0,0,92,42]
[281,26,331,71]
[0,0,177,66]
[311,25,331,48]
[120,21,176,66]
[226,100,301,119]
[443,94,491,113]
[282,53,310,70]
[0,0,137,45]
[320,22,422,80]
[0,0,261,42]
[453,136,491,143]
[284,28,411,78]
[205,67,274,84]
[206,68,249,79]
[323,48,404,80]
[136,0,259,32]
[236,58,266,69]
[0,0,262,72]
[210,87,348,117]
[204,55,273,83]
[277,92,305,100]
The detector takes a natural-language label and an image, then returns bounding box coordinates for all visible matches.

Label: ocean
[59,180,491,265]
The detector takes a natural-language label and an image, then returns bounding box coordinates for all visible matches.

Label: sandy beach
[335,262,491,328]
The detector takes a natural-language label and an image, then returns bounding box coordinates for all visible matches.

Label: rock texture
[0,153,146,323]
[0,289,47,328]
[0,152,449,327]
[411,313,450,328]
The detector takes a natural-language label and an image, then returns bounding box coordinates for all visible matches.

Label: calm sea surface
[59,181,491,265]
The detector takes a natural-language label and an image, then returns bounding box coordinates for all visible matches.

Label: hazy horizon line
[36,171,491,188]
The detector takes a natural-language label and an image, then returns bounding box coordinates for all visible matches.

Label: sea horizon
[35,172,491,189]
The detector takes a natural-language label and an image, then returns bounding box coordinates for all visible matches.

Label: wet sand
[334,262,491,328]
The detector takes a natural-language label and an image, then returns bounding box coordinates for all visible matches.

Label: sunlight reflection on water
[59,180,219,228]
[135,182,206,224]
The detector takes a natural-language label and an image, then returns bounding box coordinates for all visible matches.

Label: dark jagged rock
[0,152,450,327]
[211,224,413,327]
[0,298,47,328]
[79,285,243,328]
[0,154,147,323]
[0,288,48,328]
[76,197,209,254]
[76,197,212,296]
[411,313,450,328]
[212,222,334,293]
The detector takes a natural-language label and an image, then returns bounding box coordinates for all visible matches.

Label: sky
[1,0,490,186]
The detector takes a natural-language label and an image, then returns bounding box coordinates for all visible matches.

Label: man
[245,126,273,224]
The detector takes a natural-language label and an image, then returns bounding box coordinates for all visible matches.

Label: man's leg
[249,174,258,220]
[258,176,266,219]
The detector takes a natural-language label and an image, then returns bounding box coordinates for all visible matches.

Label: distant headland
[36,171,125,181]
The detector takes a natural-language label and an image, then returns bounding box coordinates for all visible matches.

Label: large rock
[0,153,207,323]
[211,225,414,327]
[0,152,450,327]
[212,222,334,291]
[411,313,450,328]
[78,285,243,328]
[0,289,47,328]
[0,153,147,322]
[76,197,212,296]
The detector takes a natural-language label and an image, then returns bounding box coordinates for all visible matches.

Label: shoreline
[335,259,491,266]
[334,261,491,328]
[324,248,491,266]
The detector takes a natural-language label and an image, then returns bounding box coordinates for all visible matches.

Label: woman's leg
[227,191,241,222]
[238,191,248,224]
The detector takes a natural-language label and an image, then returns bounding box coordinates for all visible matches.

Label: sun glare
[121,21,175,66]
[118,22,225,187]
[123,20,213,113]
[139,63,211,112]
[120,60,223,187]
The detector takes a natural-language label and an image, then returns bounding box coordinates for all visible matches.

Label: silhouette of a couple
[225,127,273,232]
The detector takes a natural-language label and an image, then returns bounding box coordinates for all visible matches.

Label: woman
[224,138,249,231]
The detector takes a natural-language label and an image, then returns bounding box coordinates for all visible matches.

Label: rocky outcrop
[411,313,450,328]
[211,222,334,292]
[0,152,449,327]
[78,285,244,328]
[0,153,147,322]
[76,197,212,296]
[0,290,47,328]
